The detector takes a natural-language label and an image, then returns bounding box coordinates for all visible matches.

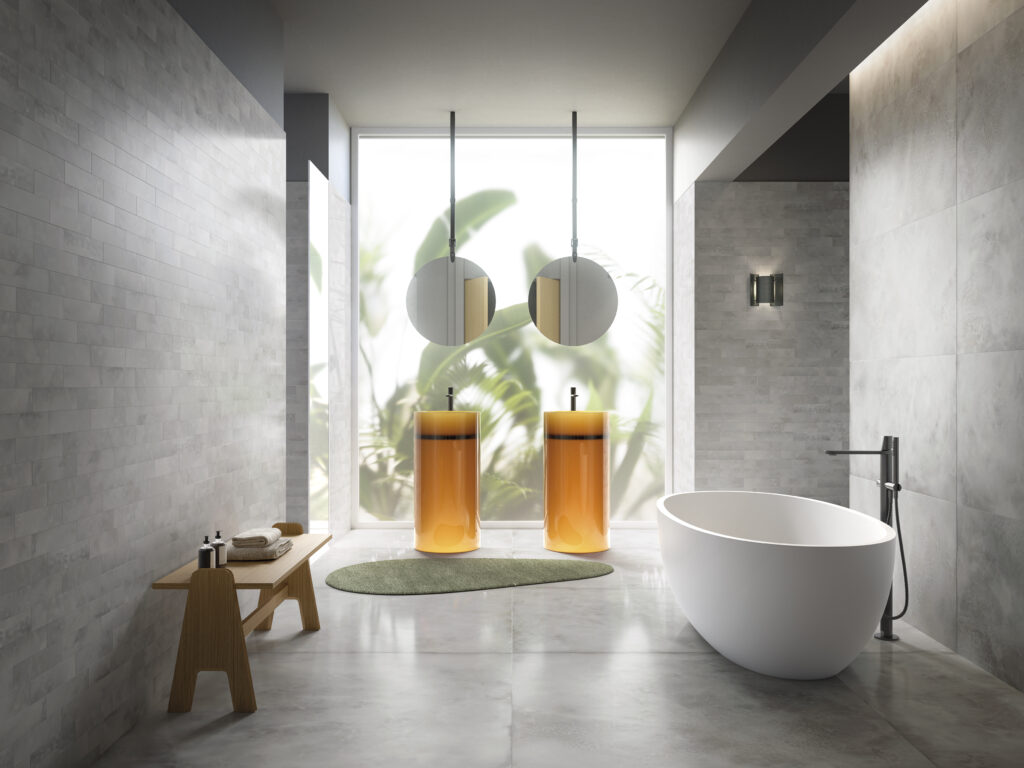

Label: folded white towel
[226,537,293,561]
[231,527,282,548]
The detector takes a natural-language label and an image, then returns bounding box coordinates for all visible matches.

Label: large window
[357,134,666,523]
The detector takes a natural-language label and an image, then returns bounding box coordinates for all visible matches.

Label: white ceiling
[273,0,751,128]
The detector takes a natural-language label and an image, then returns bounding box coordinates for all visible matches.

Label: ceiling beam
[673,0,926,197]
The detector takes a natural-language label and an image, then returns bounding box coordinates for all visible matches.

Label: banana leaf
[416,304,532,395]
[413,190,516,272]
[611,392,655,511]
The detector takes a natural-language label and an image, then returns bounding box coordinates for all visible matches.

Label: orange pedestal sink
[543,411,610,553]
[414,411,480,553]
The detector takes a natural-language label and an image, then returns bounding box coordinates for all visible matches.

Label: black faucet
[825,435,901,641]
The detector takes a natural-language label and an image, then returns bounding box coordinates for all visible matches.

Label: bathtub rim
[657,490,896,550]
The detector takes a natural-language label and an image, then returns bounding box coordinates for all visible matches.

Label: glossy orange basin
[414,411,480,553]
[543,411,610,553]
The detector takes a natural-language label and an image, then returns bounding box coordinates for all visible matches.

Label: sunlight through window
[358,135,666,522]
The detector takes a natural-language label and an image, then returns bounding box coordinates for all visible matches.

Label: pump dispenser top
[198,535,214,568]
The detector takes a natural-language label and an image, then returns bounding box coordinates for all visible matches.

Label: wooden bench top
[152,533,331,591]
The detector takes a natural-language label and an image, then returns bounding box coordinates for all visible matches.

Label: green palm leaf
[416,304,532,395]
[611,392,655,511]
[413,190,517,272]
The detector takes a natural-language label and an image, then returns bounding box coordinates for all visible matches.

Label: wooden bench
[152,522,332,713]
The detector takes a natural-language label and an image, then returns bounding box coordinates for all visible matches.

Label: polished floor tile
[513,653,933,768]
[512,585,710,653]
[840,651,1024,766]
[96,653,512,768]
[248,585,514,654]
[95,529,1024,767]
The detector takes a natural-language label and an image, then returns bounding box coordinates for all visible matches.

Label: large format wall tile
[849,470,885,519]
[957,176,1024,354]
[0,1,285,765]
[693,182,848,506]
[957,351,1024,519]
[850,57,956,245]
[850,355,956,501]
[850,208,956,361]
[958,505,1024,690]
[849,477,957,649]
[958,0,1024,50]
[957,6,1024,201]
[852,0,1024,691]
[890,489,958,649]
[851,0,957,124]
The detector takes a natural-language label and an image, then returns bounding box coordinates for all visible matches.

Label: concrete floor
[95,529,1024,767]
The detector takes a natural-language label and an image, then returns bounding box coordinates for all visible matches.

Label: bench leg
[248,561,321,636]
[167,568,257,713]
[289,560,320,631]
[254,588,276,631]
[167,659,197,713]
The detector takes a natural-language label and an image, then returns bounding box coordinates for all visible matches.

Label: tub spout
[824,448,892,455]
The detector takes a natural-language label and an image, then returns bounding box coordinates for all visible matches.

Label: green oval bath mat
[325,558,613,595]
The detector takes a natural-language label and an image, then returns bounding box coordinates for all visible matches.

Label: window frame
[348,126,674,531]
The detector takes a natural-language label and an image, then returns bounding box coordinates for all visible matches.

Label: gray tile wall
[285,181,308,525]
[0,1,286,765]
[690,181,849,506]
[285,179,352,534]
[850,0,1024,687]
[327,184,352,536]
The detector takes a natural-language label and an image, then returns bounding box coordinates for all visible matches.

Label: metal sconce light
[749,273,783,307]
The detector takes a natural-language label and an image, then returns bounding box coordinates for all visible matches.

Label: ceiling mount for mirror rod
[571,110,578,263]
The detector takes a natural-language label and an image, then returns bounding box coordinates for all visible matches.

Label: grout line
[246,649,720,657]
[835,673,941,768]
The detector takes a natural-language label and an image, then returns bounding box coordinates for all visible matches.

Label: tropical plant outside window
[358,135,666,522]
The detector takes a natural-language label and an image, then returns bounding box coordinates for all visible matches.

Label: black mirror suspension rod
[449,111,456,263]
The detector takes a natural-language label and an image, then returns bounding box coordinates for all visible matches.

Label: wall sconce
[749,273,783,307]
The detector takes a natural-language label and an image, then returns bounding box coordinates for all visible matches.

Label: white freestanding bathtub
[657,491,896,680]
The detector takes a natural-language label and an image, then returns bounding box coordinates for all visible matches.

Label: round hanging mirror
[528,256,617,345]
[406,110,497,346]
[407,257,496,345]
[527,111,618,346]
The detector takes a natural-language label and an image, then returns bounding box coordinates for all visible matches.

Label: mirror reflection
[406,257,496,346]
[528,256,618,345]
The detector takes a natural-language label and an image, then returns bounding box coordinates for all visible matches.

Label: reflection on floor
[96,529,1024,767]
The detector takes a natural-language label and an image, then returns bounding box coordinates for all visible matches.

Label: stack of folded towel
[227,527,294,561]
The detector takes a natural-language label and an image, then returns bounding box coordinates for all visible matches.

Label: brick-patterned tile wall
[0,1,286,765]
[692,181,849,506]
[285,181,308,525]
